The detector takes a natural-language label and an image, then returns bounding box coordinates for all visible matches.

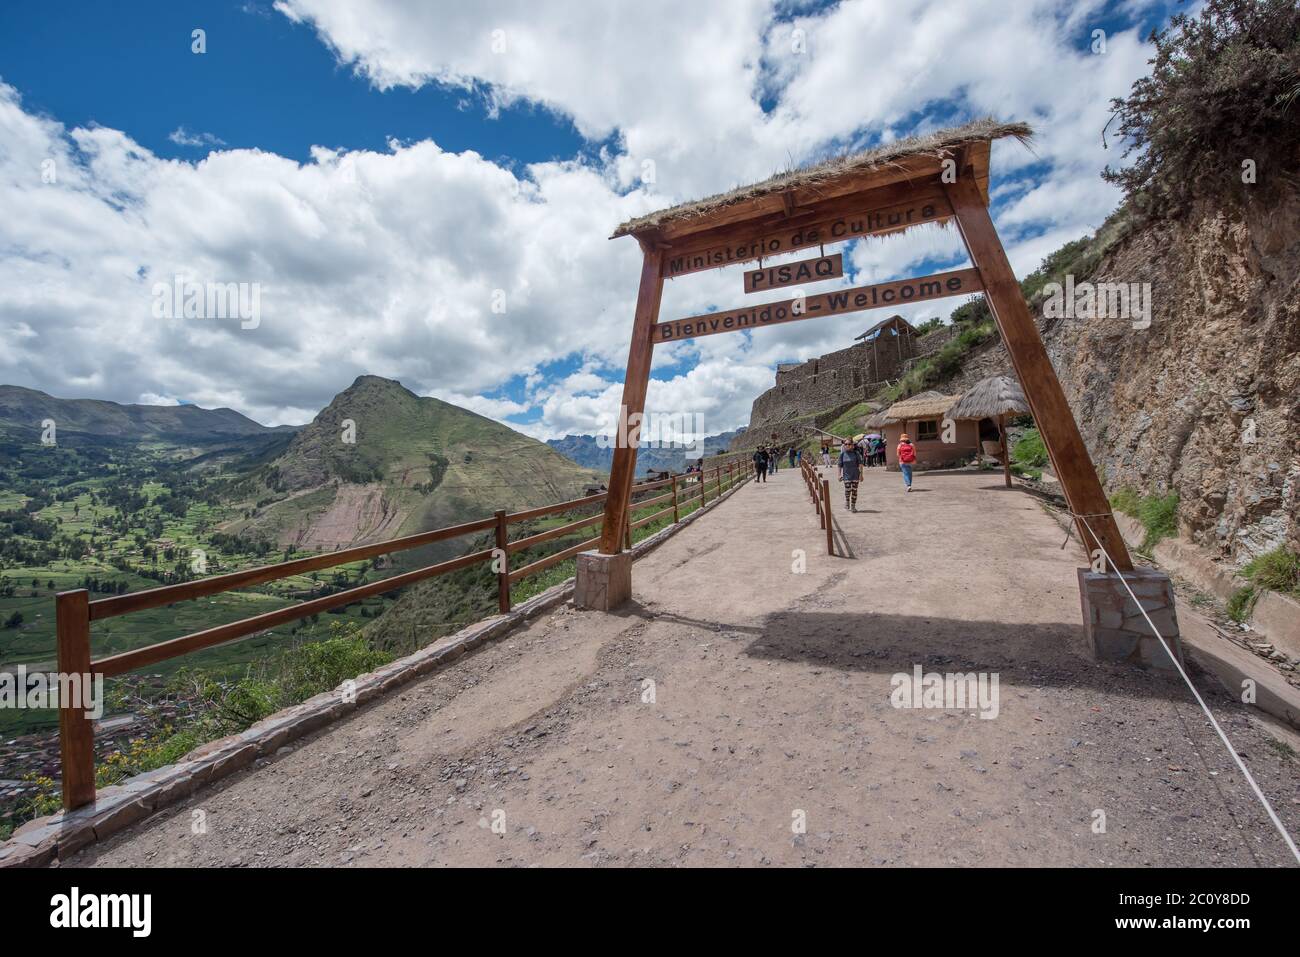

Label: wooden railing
[800,455,835,556]
[54,457,751,809]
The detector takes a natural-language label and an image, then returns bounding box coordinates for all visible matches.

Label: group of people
[751,433,918,504]
[750,444,801,482]
[834,433,917,509]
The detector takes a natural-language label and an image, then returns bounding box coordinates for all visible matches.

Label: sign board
[663,191,951,278]
[653,268,983,343]
[743,253,842,294]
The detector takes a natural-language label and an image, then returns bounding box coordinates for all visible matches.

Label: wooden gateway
[576,118,1134,612]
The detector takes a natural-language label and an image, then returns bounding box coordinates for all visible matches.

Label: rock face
[952,198,1299,564]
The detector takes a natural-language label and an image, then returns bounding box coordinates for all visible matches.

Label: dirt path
[73,466,1300,867]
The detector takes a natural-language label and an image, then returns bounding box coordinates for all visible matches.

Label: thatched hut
[879,390,978,470]
[944,375,1031,486]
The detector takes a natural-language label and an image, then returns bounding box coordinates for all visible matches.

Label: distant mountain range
[547,428,745,474]
[0,384,293,443]
[0,379,602,557]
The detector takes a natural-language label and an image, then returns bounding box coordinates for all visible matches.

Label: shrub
[1241,546,1300,598]
[1104,0,1300,216]
[1109,487,1141,518]
[1011,428,1049,469]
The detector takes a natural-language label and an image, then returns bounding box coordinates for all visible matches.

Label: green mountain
[223,376,602,553]
[0,385,290,444]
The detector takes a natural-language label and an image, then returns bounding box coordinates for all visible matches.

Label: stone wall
[741,327,924,449]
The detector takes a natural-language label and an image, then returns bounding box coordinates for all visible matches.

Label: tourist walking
[752,446,768,483]
[837,439,865,512]
[821,444,831,468]
[896,433,916,492]
[768,446,778,474]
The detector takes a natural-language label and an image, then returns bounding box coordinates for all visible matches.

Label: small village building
[944,374,1031,487]
[880,390,979,470]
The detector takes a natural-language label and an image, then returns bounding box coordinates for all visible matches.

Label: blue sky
[0,0,1183,438]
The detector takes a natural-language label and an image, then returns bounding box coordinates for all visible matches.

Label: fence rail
[800,456,836,557]
[53,455,751,809]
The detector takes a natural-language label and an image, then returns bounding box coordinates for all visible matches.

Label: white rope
[1078,515,1300,865]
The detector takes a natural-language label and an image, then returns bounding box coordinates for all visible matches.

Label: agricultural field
[0,437,399,737]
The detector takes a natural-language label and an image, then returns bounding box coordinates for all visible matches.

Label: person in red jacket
[896,433,917,492]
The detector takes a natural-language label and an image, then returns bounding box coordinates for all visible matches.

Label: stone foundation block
[1078,567,1183,673]
[574,550,632,611]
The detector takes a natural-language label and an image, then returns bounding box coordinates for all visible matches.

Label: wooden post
[944,174,1132,571]
[599,244,665,553]
[999,413,1012,488]
[670,474,680,523]
[624,514,632,550]
[493,509,510,614]
[821,479,834,556]
[56,589,96,810]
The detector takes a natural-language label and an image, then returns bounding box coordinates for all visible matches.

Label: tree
[1104,0,1300,216]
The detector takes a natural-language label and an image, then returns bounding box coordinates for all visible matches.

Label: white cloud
[1,0,1169,437]
[167,127,227,149]
[137,392,182,406]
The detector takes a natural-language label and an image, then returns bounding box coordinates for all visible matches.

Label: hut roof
[944,375,1030,420]
[612,118,1032,239]
[882,390,959,422]
[864,411,892,428]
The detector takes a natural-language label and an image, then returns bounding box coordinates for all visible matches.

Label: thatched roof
[882,390,958,422]
[864,411,892,429]
[945,375,1030,420]
[612,118,1032,239]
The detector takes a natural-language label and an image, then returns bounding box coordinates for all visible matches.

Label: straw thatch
[864,410,892,429]
[612,118,1033,238]
[944,375,1030,421]
[881,390,958,423]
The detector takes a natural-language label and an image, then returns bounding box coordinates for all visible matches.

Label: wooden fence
[800,455,835,556]
[54,456,751,809]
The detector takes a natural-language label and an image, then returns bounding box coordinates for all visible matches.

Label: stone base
[1078,567,1183,673]
[574,550,632,611]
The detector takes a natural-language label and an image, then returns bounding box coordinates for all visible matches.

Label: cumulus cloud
[1,0,1166,437]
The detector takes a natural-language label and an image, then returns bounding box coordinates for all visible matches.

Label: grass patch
[1109,487,1179,554]
[878,321,997,405]
[1226,586,1258,624]
[1241,546,1300,599]
[1008,428,1046,480]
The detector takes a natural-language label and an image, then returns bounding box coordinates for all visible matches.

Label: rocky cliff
[949,198,1299,564]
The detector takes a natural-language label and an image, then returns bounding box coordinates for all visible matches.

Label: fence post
[624,515,632,550]
[56,589,96,810]
[671,474,679,523]
[493,510,510,614]
[821,479,834,556]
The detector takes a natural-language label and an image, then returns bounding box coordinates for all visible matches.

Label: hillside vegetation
[222,376,600,555]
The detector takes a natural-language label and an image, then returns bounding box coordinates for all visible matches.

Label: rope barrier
[1077,513,1300,865]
